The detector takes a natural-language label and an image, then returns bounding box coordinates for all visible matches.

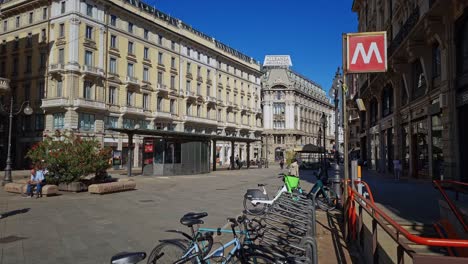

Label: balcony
[226,85,231,91]
[185,90,197,99]
[73,98,106,110]
[196,76,203,83]
[125,76,140,87]
[217,83,223,88]
[186,72,193,79]
[41,98,68,108]
[206,96,217,103]
[157,83,169,92]
[154,111,172,119]
[207,79,212,85]
[120,106,144,115]
[81,65,104,77]
[0,77,10,94]
[48,64,65,74]
[184,115,217,126]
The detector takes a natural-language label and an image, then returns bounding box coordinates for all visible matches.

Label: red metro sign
[346,32,387,73]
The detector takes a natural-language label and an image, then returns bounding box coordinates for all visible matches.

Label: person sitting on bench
[25,165,46,198]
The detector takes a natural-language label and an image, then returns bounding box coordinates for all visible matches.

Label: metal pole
[343,73,349,207]
[127,133,133,177]
[2,96,14,185]
[335,90,339,163]
[324,119,328,178]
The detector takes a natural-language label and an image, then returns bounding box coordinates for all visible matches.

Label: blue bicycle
[147,212,274,263]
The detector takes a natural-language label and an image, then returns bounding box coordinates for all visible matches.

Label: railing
[48,64,64,72]
[41,98,68,108]
[126,76,139,85]
[82,65,104,76]
[0,77,10,93]
[433,180,468,232]
[388,6,420,56]
[346,180,468,263]
[73,99,106,110]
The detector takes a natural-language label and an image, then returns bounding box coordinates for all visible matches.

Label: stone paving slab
[0,168,353,264]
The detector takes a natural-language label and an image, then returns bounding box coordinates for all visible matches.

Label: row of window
[0,53,47,77]
[2,8,48,32]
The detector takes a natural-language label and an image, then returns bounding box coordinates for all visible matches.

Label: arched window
[382,84,393,117]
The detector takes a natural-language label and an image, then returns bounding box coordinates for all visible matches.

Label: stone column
[68,16,80,68]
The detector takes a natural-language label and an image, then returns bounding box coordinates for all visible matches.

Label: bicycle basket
[284,175,300,193]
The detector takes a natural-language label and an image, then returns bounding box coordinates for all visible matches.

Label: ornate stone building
[261,56,334,163]
[351,0,468,181]
[0,0,263,169]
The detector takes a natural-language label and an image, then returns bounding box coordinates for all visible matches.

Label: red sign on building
[346,32,387,73]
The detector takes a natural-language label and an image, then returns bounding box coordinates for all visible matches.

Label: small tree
[26,130,112,184]
[285,151,297,166]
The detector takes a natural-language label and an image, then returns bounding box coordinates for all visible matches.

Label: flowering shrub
[26,130,112,184]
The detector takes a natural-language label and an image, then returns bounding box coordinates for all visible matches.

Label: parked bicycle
[146,212,274,263]
[306,172,339,211]
[243,174,304,215]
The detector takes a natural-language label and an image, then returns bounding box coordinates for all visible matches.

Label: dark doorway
[458,104,468,182]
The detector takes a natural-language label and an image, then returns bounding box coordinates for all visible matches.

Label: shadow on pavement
[0,235,28,244]
[0,208,30,219]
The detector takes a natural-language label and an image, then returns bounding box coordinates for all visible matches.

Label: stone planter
[58,182,88,192]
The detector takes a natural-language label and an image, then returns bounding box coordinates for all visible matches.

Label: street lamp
[1,96,33,185]
[320,112,328,178]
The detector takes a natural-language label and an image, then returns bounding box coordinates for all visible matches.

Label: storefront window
[431,114,444,179]
[413,119,429,178]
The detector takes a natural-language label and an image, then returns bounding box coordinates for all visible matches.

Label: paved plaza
[0,167,354,264]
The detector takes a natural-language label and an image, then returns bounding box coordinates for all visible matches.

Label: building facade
[0,0,263,169]
[351,0,468,181]
[262,57,334,163]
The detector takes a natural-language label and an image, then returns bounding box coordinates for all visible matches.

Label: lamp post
[1,96,33,185]
[320,112,328,178]
[318,127,322,165]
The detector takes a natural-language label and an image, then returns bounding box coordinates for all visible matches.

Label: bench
[4,183,58,196]
[88,181,136,194]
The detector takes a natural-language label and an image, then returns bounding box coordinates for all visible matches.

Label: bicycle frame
[177,233,241,264]
[250,185,287,205]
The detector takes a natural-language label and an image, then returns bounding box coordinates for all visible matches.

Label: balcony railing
[388,6,420,56]
[120,106,144,115]
[81,65,104,77]
[157,83,168,91]
[197,76,203,82]
[125,76,140,86]
[48,64,65,73]
[186,90,196,97]
[184,115,217,125]
[154,111,172,119]
[207,79,213,85]
[206,96,217,103]
[41,98,68,108]
[73,98,106,110]
[0,77,10,93]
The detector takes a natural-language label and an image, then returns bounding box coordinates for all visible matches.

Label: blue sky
[150,0,357,97]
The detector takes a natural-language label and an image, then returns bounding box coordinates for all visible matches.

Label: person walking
[393,159,401,181]
[288,158,299,177]
[279,159,285,170]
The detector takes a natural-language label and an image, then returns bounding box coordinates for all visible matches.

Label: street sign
[345,32,387,73]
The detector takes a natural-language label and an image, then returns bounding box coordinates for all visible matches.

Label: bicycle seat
[182,212,208,219]
[258,184,267,187]
[180,217,204,227]
[111,252,146,264]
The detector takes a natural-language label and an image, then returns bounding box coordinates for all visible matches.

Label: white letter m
[351,42,383,64]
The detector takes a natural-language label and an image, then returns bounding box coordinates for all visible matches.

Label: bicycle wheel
[243,195,269,215]
[315,186,338,211]
[229,252,275,263]
[147,241,195,264]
